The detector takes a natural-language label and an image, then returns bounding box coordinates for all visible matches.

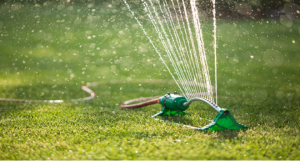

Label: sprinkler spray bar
[182,97,221,112]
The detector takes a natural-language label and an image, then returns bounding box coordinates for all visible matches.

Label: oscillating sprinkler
[119,91,249,131]
[150,92,249,131]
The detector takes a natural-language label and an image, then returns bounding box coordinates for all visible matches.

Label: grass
[0,1,300,160]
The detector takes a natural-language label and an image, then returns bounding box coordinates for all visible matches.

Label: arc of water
[158,3,197,97]
[143,0,191,96]
[146,0,197,97]
[163,0,203,99]
[122,0,217,104]
[122,0,186,95]
[190,0,214,102]
[155,0,206,99]
[212,0,217,104]
[181,0,210,100]
[171,0,207,99]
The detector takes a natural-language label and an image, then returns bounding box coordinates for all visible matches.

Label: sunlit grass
[0,1,300,160]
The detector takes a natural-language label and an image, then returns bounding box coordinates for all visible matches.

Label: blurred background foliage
[1,0,300,20]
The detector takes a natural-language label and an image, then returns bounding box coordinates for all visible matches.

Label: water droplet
[276,91,285,99]
[74,18,82,25]
[263,49,284,67]
[87,3,94,8]
[11,3,22,11]
[283,3,300,22]
[57,4,65,10]
[280,15,293,28]
[67,6,74,11]
[235,3,252,16]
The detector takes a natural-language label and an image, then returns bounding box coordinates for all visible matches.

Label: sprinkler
[120,92,249,131]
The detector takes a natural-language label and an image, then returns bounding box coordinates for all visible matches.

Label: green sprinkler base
[151,107,190,118]
[198,109,249,131]
[151,93,249,131]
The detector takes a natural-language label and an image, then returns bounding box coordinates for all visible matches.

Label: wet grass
[0,1,300,160]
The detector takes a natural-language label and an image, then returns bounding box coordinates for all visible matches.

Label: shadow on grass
[214,130,240,140]
[159,116,202,125]
[158,115,244,139]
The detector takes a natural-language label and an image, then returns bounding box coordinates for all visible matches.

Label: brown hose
[0,80,216,108]
[119,96,161,109]
[119,89,217,109]
[0,84,95,103]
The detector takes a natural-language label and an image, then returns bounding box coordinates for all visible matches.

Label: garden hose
[119,96,160,108]
[0,79,187,104]
[118,91,216,109]
[0,83,96,103]
[0,80,249,131]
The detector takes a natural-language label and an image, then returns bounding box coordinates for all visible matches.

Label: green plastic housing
[159,94,189,111]
[151,94,189,117]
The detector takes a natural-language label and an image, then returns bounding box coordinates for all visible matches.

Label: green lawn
[0,1,300,160]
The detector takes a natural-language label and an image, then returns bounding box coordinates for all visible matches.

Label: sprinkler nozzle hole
[224,110,229,115]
